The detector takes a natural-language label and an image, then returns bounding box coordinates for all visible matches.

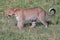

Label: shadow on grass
[15,21,56,27]
[21,21,55,27]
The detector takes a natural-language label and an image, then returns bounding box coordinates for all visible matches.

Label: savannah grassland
[0,0,60,40]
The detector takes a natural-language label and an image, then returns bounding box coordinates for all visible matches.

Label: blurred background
[0,0,60,40]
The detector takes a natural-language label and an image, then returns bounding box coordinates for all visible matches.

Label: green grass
[0,0,60,40]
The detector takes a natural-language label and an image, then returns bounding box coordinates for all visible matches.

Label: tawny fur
[6,7,56,29]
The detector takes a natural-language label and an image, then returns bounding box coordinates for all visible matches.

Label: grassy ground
[0,0,60,40]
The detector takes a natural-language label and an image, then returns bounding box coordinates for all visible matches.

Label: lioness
[6,7,56,29]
